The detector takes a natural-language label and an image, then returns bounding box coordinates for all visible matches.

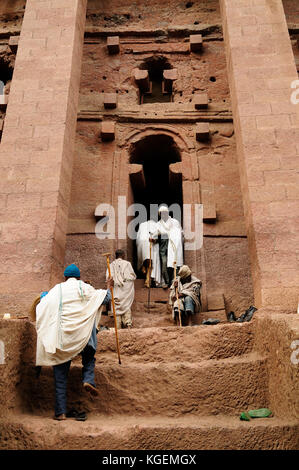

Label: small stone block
[107,36,120,54]
[196,122,210,141]
[134,69,150,92]
[0,94,8,111]
[194,93,209,109]
[9,36,19,54]
[190,34,203,52]
[163,69,177,93]
[103,93,117,109]
[163,69,178,82]
[101,121,115,141]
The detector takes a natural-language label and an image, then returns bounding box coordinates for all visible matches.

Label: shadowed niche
[129,133,182,213]
[139,55,173,103]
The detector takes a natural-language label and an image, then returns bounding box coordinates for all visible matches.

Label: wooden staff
[173,261,182,327]
[103,252,121,364]
[147,236,152,314]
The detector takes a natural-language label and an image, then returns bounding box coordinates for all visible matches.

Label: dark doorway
[130,134,182,213]
[129,134,183,276]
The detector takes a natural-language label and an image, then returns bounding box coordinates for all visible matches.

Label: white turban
[158,205,169,213]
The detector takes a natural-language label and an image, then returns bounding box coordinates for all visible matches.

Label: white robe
[156,216,184,268]
[107,259,136,316]
[136,220,162,284]
[35,278,107,366]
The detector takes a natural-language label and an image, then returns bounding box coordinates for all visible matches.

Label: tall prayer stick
[147,236,153,314]
[173,261,182,327]
[103,252,121,364]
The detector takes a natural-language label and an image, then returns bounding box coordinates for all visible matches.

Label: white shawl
[36,278,107,366]
[156,216,184,268]
[107,259,136,316]
[136,220,162,284]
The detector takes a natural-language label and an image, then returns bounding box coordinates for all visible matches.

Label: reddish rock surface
[0,0,298,451]
[0,314,298,449]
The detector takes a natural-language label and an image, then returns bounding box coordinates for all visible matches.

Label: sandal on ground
[83,382,99,396]
[53,413,66,421]
[66,408,87,421]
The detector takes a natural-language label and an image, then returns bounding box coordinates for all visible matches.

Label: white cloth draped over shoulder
[36,278,107,366]
[136,220,162,284]
[156,216,184,268]
[106,259,136,316]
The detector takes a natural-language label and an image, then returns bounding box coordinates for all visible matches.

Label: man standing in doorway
[155,205,184,288]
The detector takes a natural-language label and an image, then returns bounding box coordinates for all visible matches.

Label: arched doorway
[129,134,182,211]
[128,133,183,276]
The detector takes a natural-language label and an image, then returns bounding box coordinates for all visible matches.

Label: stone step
[3,413,298,450]
[23,353,268,417]
[95,322,255,362]
[134,280,170,303]
[101,306,227,328]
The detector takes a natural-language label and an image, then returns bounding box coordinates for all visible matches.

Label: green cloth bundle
[240,408,272,421]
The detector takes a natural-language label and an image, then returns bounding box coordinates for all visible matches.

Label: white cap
[158,205,169,213]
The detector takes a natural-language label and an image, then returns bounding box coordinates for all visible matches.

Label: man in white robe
[106,249,136,329]
[155,205,184,288]
[35,263,113,420]
[136,220,162,287]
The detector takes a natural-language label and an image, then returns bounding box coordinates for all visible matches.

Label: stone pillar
[220,0,299,310]
[0,0,87,314]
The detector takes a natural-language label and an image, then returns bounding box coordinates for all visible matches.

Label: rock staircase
[1,319,298,450]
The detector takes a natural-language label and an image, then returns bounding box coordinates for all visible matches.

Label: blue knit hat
[64,264,80,278]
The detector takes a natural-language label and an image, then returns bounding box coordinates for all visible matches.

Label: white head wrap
[158,205,169,213]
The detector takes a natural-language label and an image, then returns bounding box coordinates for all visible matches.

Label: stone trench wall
[64,0,256,316]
